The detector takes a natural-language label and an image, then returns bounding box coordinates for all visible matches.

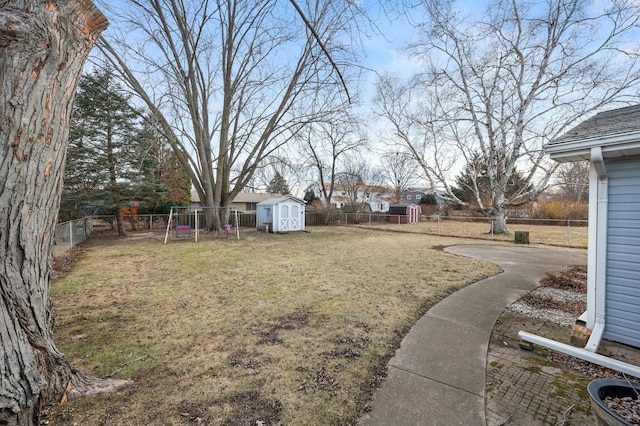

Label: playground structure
[164,206,239,243]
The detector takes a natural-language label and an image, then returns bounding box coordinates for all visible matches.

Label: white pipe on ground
[518,331,640,378]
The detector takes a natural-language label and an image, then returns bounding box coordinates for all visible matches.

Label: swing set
[164,206,240,244]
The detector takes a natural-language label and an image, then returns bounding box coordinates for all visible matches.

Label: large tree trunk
[0,2,111,425]
[492,212,509,235]
[491,195,509,234]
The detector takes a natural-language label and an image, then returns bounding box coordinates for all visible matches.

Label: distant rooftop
[191,191,281,204]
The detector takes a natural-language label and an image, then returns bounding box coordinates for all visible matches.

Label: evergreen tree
[133,115,193,213]
[303,190,317,204]
[61,69,148,235]
[266,171,290,195]
[453,152,533,207]
[420,193,438,205]
[154,146,192,210]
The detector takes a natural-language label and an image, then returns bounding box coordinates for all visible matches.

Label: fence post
[69,221,73,251]
[369,214,371,226]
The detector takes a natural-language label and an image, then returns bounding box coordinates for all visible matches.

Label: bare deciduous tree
[554,161,589,202]
[337,159,386,221]
[377,0,640,233]
[380,151,420,204]
[297,114,368,220]
[1,3,128,425]
[96,0,368,230]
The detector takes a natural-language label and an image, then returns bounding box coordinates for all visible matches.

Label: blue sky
[360,0,488,75]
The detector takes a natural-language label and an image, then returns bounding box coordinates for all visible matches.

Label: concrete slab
[359,245,587,426]
[359,366,485,426]
[389,315,489,395]
[425,277,529,327]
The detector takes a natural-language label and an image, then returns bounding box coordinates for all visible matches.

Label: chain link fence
[53,211,588,256]
[53,217,94,256]
[315,212,588,247]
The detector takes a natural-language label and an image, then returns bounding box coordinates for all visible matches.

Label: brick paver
[487,313,601,425]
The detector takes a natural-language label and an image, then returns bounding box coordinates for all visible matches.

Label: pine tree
[61,70,147,235]
[303,190,317,204]
[453,152,533,207]
[130,117,170,211]
[266,171,290,195]
[154,146,192,210]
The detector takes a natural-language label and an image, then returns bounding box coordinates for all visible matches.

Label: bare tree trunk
[106,126,126,237]
[491,195,509,234]
[0,3,119,425]
[115,207,127,237]
[492,212,509,235]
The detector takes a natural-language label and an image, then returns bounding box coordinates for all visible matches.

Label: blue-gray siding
[605,157,640,348]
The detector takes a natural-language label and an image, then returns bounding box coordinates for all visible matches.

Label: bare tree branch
[376,0,640,233]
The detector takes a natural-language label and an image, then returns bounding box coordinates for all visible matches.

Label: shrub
[533,199,588,221]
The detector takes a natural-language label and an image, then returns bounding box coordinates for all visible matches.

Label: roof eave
[546,131,640,162]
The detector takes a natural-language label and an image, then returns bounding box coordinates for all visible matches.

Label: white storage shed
[256,196,306,232]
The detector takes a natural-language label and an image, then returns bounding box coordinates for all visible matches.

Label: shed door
[604,157,640,348]
[279,203,300,231]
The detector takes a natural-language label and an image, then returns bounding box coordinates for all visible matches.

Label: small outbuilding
[388,204,421,224]
[256,196,306,232]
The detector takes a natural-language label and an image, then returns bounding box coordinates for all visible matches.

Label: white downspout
[585,146,607,352]
[519,146,617,373]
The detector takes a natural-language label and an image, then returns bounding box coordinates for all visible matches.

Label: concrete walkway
[358,245,587,426]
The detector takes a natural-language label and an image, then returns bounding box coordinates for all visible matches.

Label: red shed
[389,204,421,224]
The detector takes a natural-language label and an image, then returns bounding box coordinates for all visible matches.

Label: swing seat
[176,225,191,237]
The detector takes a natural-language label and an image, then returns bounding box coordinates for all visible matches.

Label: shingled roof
[551,105,640,145]
[546,105,640,162]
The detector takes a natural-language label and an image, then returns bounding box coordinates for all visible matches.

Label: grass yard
[367,219,588,248]
[48,227,500,425]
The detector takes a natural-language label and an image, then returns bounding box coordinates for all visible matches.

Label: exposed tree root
[66,376,133,401]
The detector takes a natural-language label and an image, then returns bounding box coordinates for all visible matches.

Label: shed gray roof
[257,196,305,205]
[546,105,640,162]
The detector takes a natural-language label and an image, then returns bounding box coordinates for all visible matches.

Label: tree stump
[514,231,530,244]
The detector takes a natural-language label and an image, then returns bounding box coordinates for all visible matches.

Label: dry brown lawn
[48,227,500,425]
[367,218,588,248]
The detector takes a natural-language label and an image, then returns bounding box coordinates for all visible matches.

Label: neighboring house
[256,196,305,232]
[306,182,391,212]
[401,188,446,205]
[520,105,640,376]
[191,191,281,213]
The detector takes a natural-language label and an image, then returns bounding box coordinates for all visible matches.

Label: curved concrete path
[359,245,587,426]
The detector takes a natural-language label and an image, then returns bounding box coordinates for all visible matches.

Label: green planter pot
[587,378,640,426]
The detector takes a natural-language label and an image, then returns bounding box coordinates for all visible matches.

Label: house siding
[604,157,640,347]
